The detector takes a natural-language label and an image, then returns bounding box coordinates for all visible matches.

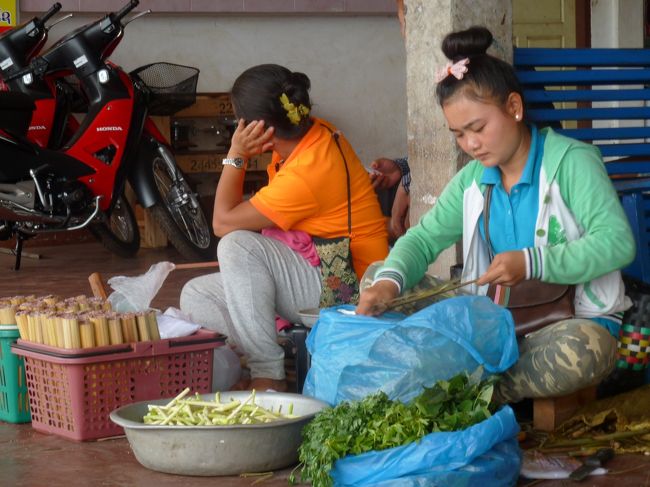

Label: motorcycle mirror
[47,13,74,30]
[122,9,151,27]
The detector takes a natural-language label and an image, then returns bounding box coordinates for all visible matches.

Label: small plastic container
[12,329,223,440]
[0,326,31,423]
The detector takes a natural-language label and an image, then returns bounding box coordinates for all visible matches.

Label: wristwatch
[222,157,246,169]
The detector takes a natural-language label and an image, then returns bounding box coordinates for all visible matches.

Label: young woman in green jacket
[357,26,636,403]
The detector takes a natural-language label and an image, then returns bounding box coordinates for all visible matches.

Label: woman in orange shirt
[180,64,388,392]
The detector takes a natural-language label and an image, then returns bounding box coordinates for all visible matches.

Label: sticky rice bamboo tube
[42,295,59,306]
[107,314,123,345]
[79,321,96,348]
[89,313,110,347]
[61,314,81,349]
[52,314,65,348]
[146,309,161,341]
[63,298,79,313]
[0,302,16,325]
[120,313,139,343]
[39,313,53,346]
[15,311,29,340]
[27,313,43,344]
[102,299,112,312]
[46,313,58,347]
[9,295,28,306]
[135,313,151,342]
[88,297,105,311]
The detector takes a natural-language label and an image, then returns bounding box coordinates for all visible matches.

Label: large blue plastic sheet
[303,295,519,405]
[330,406,521,487]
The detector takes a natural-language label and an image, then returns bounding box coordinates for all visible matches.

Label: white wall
[29,12,408,165]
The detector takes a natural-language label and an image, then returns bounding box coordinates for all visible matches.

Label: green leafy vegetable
[289,368,498,487]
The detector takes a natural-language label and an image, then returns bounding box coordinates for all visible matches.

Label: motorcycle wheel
[145,142,217,261]
[89,194,140,257]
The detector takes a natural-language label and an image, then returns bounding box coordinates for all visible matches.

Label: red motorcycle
[0,2,76,149]
[0,0,216,269]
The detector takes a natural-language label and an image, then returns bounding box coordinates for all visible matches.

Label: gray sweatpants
[180,230,321,380]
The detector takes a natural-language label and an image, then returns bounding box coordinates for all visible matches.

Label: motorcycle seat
[0,91,36,136]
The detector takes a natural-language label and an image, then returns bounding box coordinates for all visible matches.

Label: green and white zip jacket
[376,127,636,320]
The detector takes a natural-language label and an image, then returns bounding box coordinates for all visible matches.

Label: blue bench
[514,47,650,284]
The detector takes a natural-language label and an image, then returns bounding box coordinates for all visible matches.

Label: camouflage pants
[495,319,617,403]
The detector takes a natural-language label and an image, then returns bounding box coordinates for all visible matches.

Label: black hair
[435,26,524,108]
[230,64,312,139]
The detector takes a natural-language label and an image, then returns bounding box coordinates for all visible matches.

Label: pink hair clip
[435,58,470,83]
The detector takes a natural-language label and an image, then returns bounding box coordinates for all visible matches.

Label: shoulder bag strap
[321,123,352,236]
[483,184,495,262]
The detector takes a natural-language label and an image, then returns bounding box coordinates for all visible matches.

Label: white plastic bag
[107,261,175,312]
[156,307,201,339]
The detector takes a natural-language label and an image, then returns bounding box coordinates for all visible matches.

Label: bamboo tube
[135,312,151,342]
[61,314,81,349]
[89,313,110,347]
[53,314,65,348]
[120,313,139,343]
[9,295,34,306]
[79,321,96,348]
[0,302,16,325]
[38,312,52,346]
[88,297,106,311]
[107,313,124,345]
[102,300,113,312]
[146,309,161,341]
[63,298,79,313]
[41,294,59,306]
[15,311,29,340]
[27,313,43,344]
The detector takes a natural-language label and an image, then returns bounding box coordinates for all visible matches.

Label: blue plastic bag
[303,295,519,405]
[302,296,522,486]
[330,406,521,487]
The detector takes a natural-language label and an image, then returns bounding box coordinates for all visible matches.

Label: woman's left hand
[228,119,275,160]
[476,250,526,287]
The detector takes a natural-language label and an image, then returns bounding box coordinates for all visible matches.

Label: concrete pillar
[404,0,512,277]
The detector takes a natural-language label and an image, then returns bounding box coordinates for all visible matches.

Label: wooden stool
[533,385,597,431]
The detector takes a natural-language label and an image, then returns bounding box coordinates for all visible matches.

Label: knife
[568,448,614,482]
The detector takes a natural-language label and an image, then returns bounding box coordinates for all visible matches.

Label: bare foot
[230,377,251,391]
[249,378,288,392]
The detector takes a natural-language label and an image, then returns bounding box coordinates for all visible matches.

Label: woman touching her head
[181,64,388,392]
[357,27,636,403]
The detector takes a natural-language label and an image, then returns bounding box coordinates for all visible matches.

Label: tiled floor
[1,242,649,486]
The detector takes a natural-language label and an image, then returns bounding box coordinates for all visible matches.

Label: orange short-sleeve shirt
[249,119,388,278]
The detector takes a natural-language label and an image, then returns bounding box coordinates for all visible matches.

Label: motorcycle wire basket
[130,62,199,116]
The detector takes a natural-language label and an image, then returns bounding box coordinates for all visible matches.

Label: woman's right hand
[228,119,275,160]
[356,280,400,316]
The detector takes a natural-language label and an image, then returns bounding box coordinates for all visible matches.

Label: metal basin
[110,391,329,476]
[297,308,320,327]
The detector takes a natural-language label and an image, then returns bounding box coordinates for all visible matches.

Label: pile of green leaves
[290,368,498,487]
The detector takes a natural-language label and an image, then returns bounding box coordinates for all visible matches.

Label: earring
[515,114,521,121]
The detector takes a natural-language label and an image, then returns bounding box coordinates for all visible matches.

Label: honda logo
[96,126,123,132]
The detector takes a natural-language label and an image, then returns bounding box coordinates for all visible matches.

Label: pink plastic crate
[11,329,222,441]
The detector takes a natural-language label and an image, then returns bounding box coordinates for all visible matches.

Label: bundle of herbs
[290,368,499,487]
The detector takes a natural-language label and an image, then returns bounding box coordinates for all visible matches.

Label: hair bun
[441,26,493,60]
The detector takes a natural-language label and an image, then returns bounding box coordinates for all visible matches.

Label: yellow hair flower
[280,93,310,125]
